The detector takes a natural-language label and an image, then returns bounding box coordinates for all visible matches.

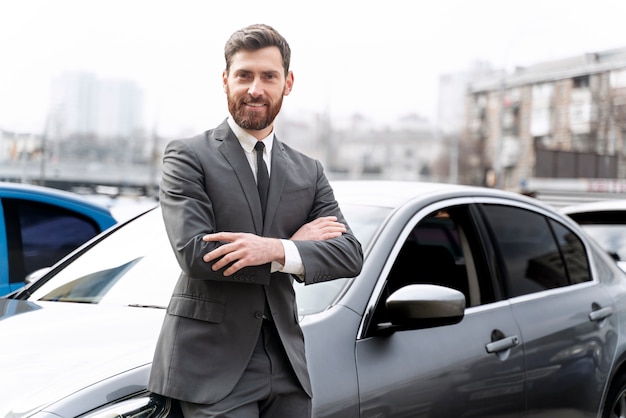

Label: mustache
[243,96,267,104]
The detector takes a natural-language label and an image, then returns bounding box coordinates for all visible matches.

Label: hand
[202,232,283,276]
[290,216,346,241]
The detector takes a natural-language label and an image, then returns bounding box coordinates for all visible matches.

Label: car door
[355,201,526,417]
[479,203,617,416]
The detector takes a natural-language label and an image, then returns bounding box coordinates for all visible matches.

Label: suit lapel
[216,124,264,234]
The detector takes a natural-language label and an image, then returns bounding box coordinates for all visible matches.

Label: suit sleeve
[160,138,270,284]
[293,160,364,285]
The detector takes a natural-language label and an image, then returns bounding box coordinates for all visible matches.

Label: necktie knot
[254,141,265,153]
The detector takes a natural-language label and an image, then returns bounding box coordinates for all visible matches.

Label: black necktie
[254,141,269,216]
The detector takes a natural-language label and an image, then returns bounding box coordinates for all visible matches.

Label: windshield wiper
[127,303,166,309]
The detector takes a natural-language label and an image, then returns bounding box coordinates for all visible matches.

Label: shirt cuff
[271,239,304,276]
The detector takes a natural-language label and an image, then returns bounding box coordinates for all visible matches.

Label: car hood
[0,299,165,416]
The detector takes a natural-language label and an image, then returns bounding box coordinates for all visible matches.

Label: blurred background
[1,0,626,208]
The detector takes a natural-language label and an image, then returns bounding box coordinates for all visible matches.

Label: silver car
[3,180,626,417]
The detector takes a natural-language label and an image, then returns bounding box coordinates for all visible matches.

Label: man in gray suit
[148,24,363,417]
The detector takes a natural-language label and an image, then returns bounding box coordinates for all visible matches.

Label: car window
[295,203,391,315]
[566,210,626,261]
[549,219,590,285]
[481,204,591,298]
[577,225,626,262]
[3,198,102,283]
[366,205,496,334]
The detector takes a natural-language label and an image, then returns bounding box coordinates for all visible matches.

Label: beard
[226,87,284,131]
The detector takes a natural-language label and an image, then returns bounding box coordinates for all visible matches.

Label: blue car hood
[0,299,164,416]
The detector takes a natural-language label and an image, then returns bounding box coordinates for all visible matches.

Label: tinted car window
[367,205,495,334]
[482,204,590,298]
[549,219,591,284]
[4,198,102,283]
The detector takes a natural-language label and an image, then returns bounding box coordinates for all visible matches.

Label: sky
[1,0,626,137]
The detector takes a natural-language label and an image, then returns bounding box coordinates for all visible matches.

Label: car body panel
[0,300,163,416]
[510,284,615,415]
[300,307,362,418]
[356,302,525,417]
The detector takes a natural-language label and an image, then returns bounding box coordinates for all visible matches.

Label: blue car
[0,182,117,295]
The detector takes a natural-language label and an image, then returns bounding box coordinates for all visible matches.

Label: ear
[283,71,294,96]
[222,70,228,93]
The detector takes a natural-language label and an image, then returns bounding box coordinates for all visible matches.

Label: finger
[328,221,345,228]
[319,216,338,223]
[310,216,336,226]
[222,262,241,276]
[210,251,237,271]
[323,223,345,232]
[203,248,220,263]
[203,232,237,242]
[203,243,231,263]
[321,220,343,227]
[203,233,221,242]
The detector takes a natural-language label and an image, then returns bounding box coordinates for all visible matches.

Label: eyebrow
[234,69,281,77]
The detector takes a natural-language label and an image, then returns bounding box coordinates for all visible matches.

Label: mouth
[244,102,266,109]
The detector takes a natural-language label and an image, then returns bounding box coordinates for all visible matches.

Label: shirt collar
[227,116,274,155]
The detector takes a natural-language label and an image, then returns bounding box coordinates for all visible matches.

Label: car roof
[560,199,626,214]
[0,181,108,207]
[330,179,542,209]
[0,181,117,226]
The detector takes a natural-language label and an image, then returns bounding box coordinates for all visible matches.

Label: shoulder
[167,132,206,148]
[166,120,232,150]
[275,138,319,166]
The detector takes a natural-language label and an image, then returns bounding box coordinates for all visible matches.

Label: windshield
[27,204,391,315]
[578,224,626,262]
[295,204,390,315]
[29,208,180,307]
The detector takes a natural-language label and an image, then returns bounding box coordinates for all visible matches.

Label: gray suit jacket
[148,120,363,404]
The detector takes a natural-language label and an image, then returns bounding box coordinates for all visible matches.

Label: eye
[235,71,251,80]
[263,72,280,81]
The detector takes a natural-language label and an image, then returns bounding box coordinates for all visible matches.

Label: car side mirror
[377,284,466,334]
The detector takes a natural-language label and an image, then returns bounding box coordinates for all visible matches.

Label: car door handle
[589,306,613,322]
[486,335,520,353]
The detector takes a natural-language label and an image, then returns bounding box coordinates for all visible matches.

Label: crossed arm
[202,216,346,276]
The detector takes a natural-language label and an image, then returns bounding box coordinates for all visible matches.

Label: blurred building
[0,129,42,162]
[47,72,144,141]
[0,73,151,192]
[464,47,626,196]
[438,62,503,183]
[324,113,439,181]
[278,111,440,181]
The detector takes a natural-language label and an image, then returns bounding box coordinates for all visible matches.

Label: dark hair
[224,24,291,76]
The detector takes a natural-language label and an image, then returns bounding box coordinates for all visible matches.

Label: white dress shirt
[227,117,304,276]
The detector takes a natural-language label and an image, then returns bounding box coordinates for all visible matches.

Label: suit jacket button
[254,311,263,319]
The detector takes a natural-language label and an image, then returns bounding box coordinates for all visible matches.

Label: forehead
[229,46,284,74]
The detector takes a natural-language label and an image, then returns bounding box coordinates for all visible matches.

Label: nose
[248,78,263,97]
